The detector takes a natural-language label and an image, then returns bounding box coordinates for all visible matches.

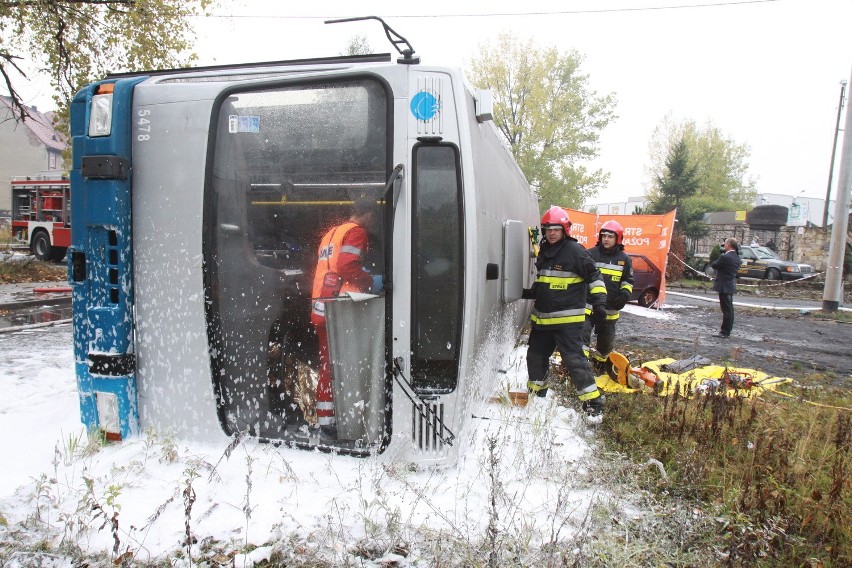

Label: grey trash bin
[325,295,386,443]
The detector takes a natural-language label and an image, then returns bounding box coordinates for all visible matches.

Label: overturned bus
[69,44,538,465]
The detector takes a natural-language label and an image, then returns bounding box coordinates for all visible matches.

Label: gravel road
[614,289,851,382]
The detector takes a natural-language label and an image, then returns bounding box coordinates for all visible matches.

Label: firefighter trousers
[527,325,598,398]
[582,317,617,356]
[313,323,336,427]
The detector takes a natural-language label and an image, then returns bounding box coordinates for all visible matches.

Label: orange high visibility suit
[310,222,373,429]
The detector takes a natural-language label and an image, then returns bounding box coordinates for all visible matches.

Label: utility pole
[822,67,852,313]
[823,79,847,228]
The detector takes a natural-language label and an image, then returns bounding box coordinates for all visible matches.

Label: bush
[600,387,851,566]
[709,244,722,263]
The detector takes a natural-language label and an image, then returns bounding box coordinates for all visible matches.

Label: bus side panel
[398,69,466,465]
[395,69,536,466]
[452,75,538,446]
[465,92,537,336]
[130,85,224,442]
[69,77,146,440]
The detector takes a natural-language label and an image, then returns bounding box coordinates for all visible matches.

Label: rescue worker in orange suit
[310,196,382,439]
[582,220,634,371]
[522,206,608,422]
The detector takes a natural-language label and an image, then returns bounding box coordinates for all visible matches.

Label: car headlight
[785,266,800,273]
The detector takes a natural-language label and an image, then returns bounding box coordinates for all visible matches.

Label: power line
[203,0,779,20]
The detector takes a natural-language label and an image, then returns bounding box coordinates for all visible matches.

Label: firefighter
[522,206,608,422]
[582,220,634,370]
[310,196,383,439]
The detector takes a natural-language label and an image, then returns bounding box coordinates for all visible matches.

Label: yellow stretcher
[594,355,795,399]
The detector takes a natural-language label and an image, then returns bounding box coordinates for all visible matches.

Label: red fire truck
[10,176,71,261]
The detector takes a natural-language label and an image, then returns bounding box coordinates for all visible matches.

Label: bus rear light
[88,90,114,137]
[95,391,122,441]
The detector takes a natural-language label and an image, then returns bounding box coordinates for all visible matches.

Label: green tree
[647,137,706,239]
[1,0,212,123]
[468,32,616,210]
[646,116,757,214]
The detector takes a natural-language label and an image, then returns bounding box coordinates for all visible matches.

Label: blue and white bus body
[69,54,538,465]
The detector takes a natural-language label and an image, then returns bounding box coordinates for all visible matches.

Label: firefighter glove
[612,290,630,310]
[592,303,607,325]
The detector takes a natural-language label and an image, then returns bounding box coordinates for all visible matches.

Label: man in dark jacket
[711,237,740,338]
[523,206,608,422]
[582,220,634,365]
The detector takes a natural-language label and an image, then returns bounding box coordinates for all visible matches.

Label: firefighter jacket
[586,243,634,321]
[522,236,607,329]
[311,221,373,324]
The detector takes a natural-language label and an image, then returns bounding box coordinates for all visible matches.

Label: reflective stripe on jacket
[311,221,372,323]
[584,244,634,320]
[524,236,606,329]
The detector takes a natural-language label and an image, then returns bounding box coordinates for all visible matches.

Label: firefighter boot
[586,347,610,377]
[526,352,550,397]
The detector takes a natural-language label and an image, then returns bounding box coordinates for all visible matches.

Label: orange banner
[566,209,677,305]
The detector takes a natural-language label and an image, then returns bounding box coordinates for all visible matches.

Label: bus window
[411,144,464,394]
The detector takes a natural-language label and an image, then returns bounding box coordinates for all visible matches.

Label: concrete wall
[689,222,851,273]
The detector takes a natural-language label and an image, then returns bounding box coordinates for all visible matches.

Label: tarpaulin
[566,209,677,305]
[594,357,793,399]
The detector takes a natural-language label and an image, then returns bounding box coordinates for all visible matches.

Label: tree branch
[0,50,31,121]
[0,1,133,6]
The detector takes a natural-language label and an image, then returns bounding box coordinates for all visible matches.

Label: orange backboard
[566,209,677,305]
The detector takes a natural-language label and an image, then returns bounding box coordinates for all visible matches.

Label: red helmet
[599,220,624,245]
[541,206,572,235]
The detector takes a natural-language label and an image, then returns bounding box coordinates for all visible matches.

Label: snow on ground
[620,303,675,320]
[0,325,84,494]
[0,323,610,565]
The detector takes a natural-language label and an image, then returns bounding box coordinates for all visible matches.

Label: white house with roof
[0,96,67,213]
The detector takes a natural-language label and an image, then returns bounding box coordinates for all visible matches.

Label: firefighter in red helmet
[310,196,383,439]
[583,220,634,369]
[522,206,608,422]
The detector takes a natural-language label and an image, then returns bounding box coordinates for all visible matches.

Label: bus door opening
[204,77,392,453]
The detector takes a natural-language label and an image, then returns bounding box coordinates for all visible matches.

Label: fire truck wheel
[51,247,68,262]
[31,231,53,261]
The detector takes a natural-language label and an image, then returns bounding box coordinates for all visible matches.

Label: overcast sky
[12,0,852,206]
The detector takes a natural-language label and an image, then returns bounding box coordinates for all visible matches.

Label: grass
[804,310,852,324]
[672,278,712,289]
[0,255,67,284]
[596,363,851,566]
[0,225,14,247]
[0,227,67,284]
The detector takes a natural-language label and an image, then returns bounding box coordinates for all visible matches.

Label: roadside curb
[0,296,71,311]
[0,280,70,309]
[0,318,72,335]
